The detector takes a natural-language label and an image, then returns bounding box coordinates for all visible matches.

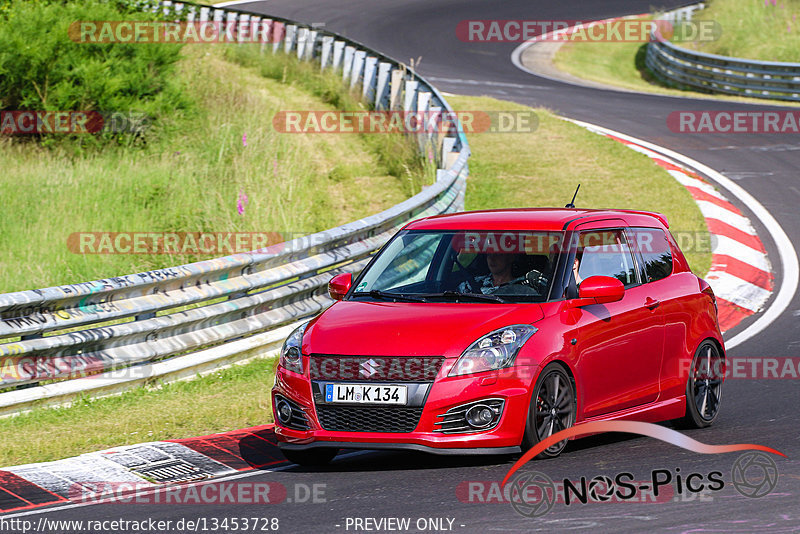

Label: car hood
[302,301,544,358]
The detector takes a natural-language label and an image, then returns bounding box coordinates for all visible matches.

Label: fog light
[276,399,293,424]
[465,404,495,429]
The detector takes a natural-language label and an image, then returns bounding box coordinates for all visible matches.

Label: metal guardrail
[0,0,470,414]
[646,3,800,102]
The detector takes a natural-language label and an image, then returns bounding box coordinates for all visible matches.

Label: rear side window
[632,228,673,282]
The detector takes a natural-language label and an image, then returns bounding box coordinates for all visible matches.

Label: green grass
[553,4,800,104]
[0,45,429,294]
[684,0,800,62]
[0,95,712,467]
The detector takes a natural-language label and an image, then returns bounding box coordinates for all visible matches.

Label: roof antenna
[565,184,581,208]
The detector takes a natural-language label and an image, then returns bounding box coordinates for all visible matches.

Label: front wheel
[280,447,338,466]
[681,340,724,428]
[521,363,576,458]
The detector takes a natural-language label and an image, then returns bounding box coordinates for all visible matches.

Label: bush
[0,0,188,144]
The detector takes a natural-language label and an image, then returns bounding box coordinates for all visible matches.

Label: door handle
[645,297,660,310]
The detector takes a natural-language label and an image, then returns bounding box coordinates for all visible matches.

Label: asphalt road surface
[26,1,800,532]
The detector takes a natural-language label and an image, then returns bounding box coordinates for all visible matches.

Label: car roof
[403,208,669,232]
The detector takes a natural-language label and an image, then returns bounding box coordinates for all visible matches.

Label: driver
[458,252,525,294]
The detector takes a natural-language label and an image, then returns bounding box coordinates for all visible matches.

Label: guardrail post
[332,41,346,70]
[306,30,319,60]
[272,22,285,53]
[350,50,366,88]
[227,11,238,44]
[284,24,297,53]
[390,69,404,109]
[416,91,432,153]
[198,6,209,22]
[342,46,356,81]
[183,3,196,22]
[427,104,442,163]
[296,27,309,59]
[403,80,419,113]
[250,16,261,50]
[213,8,224,39]
[374,62,392,109]
[362,56,378,101]
[320,36,333,69]
[238,13,250,44]
[259,18,271,54]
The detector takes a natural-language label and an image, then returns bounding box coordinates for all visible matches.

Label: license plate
[325,383,407,405]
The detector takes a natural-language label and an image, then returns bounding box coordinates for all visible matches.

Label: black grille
[275,395,310,431]
[316,405,423,433]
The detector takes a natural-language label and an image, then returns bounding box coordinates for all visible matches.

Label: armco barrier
[0,0,470,415]
[646,3,800,102]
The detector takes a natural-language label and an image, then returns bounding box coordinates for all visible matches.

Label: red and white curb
[0,425,283,513]
[572,122,774,333]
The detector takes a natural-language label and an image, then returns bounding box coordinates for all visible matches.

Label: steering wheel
[523,269,548,292]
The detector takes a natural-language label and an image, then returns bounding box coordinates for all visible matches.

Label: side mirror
[328,273,352,301]
[567,276,624,307]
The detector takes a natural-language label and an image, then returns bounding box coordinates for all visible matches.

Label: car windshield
[350,230,563,303]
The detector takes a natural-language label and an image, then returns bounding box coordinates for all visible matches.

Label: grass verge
[682,0,800,62]
[0,96,712,466]
[0,45,429,294]
[552,8,800,105]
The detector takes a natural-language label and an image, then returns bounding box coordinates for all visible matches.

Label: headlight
[449,325,537,376]
[279,321,310,374]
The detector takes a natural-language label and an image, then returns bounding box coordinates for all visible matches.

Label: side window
[631,227,673,283]
[576,229,638,287]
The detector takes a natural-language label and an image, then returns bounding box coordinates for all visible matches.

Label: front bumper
[271,361,539,452]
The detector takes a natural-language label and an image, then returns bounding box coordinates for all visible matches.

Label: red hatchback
[271,208,724,465]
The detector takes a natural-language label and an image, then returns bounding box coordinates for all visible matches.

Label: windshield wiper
[352,290,428,302]
[425,291,508,303]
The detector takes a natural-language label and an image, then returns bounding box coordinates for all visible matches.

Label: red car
[271,208,724,465]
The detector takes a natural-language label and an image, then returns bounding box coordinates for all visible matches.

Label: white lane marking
[212,0,265,7]
[563,119,798,349]
[425,77,550,90]
[616,141,675,162]
[695,201,757,234]
[668,170,726,200]
[712,235,771,273]
[705,272,772,312]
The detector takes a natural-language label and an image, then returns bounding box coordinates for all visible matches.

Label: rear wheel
[681,340,723,428]
[521,363,576,458]
[280,447,338,466]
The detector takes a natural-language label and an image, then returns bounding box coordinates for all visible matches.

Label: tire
[681,340,723,428]
[280,447,339,466]
[521,363,576,458]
